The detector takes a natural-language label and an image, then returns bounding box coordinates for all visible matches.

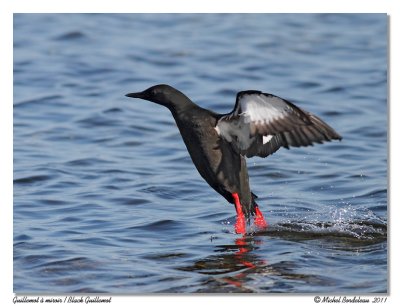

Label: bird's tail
[240,192,258,219]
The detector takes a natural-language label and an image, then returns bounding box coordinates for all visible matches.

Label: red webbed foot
[254,204,268,230]
[235,214,246,234]
[232,193,246,234]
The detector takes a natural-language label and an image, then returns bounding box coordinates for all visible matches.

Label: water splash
[268,205,387,242]
[222,205,386,242]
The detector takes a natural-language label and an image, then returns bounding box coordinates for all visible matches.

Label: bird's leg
[232,193,246,234]
[254,203,268,229]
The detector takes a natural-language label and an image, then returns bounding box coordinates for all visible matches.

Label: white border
[4,0,393,13]
[2,1,398,306]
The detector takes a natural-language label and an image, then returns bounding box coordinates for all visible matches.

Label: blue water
[13,14,387,293]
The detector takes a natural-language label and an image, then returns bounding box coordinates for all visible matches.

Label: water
[13,14,387,293]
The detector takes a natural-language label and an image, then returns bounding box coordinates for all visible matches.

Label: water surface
[14,13,387,293]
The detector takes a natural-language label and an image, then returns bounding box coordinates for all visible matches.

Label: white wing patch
[239,94,289,124]
[215,93,291,152]
[262,135,273,144]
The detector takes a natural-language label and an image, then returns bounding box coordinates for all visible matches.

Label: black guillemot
[126,84,342,234]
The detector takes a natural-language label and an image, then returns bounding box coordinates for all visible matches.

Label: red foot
[254,205,268,229]
[235,214,246,234]
[232,193,246,234]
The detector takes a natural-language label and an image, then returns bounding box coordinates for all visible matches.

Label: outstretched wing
[215,91,342,158]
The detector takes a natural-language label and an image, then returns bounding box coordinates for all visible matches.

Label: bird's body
[126,84,341,234]
[172,106,254,216]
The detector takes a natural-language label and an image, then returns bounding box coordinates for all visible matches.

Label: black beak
[125,92,145,99]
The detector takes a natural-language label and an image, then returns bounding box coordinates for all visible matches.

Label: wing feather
[215,91,342,158]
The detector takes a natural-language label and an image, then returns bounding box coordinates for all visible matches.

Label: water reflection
[177,219,387,292]
[178,235,267,292]
[218,237,267,290]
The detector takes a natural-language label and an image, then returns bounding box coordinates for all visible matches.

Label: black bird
[126,84,341,234]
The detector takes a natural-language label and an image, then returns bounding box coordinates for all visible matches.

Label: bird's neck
[168,97,199,118]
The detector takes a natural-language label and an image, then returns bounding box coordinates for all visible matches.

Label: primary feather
[215,91,342,158]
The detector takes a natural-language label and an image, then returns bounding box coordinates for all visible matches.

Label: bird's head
[125,84,180,108]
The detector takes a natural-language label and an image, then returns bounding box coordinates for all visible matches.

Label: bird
[125,84,342,234]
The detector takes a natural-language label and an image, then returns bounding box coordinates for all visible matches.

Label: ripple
[139,186,180,200]
[54,31,87,41]
[103,107,123,113]
[65,157,113,167]
[130,219,184,232]
[14,175,53,185]
[114,197,151,206]
[75,114,120,128]
[14,234,33,242]
[37,257,100,274]
[320,86,347,93]
[14,95,63,108]
[293,81,322,89]
[143,252,191,261]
